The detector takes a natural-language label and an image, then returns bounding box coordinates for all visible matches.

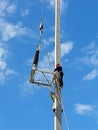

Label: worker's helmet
[56,63,60,67]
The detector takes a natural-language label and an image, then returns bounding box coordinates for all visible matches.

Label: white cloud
[0,0,9,17]
[0,46,7,70]
[83,69,98,80]
[5,68,16,75]
[6,4,16,14]
[74,103,93,115]
[0,0,16,18]
[75,43,98,81]
[0,45,16,84]
[0,1,32,42]
[21,9,29,17]
[0,19,32,41]
[90,52,98,66]
[60,0,68,13]
[0,47,6,58]
[0,60,7,70]
[61,41,74,57]
[81,42,96,52]
[81,51,98,67]
[20,80,40,96]
[49,0,54,8]
[80,43,98,66]
[43,37,54,46]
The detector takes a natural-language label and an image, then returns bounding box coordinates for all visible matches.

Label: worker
[50,91,55,112]
[50,91,55,102]
[54,63,64,88]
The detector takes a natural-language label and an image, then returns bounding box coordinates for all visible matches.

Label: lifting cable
[39,0,43,43]
[39,0,52,71]
[61,98,70,130]
[40,0,43,22]
[47,52,52,70]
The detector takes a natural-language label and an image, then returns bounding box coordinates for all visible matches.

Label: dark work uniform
[54,66,64,87]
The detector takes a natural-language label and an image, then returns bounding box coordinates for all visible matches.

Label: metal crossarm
[29,68,54,87]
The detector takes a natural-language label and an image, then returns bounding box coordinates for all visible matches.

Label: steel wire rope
[40,0,43,21]
[60,94,70,130]
[38,0,44,45]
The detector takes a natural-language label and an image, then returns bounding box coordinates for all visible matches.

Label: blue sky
[0,0,98,130]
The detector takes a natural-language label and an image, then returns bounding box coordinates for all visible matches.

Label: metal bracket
[29,68,54,87]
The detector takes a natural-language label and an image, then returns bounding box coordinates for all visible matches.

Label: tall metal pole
[54,0,62,130]
[55,0,60,65]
